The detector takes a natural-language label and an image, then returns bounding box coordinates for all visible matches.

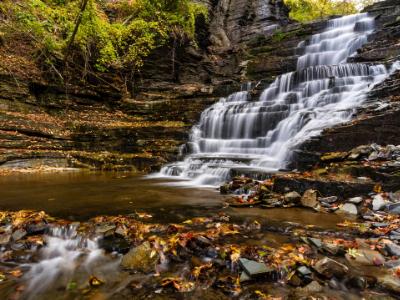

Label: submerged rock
[121,241,158,273]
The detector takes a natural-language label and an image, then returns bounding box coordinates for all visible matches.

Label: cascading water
[22,225,119,299]
[158,13,398,186]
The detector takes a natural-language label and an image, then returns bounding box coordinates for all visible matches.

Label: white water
[157,13,398,186]
[22,225,118,298]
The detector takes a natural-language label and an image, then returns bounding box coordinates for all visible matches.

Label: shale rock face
[205,0,289,50]
[291,0,400,170]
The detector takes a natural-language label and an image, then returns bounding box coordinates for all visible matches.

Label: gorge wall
[0,0,399,173]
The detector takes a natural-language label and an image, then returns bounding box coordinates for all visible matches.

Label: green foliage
[284,0,358,22]
[0,0,208,73]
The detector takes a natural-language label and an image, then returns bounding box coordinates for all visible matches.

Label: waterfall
[157,13,396,186]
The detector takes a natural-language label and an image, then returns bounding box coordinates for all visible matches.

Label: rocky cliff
[0,0,399,173]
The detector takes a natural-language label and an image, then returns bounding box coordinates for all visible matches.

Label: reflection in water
[0,171,344,229]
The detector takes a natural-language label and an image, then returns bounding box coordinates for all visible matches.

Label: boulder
[372,194,388,211]
[314,257,348,278]
[121,241,158,273]
[284,191,301,203]
[301,189,318,208]
[338,203,358,215]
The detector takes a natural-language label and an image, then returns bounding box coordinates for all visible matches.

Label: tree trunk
[63,0,89,65]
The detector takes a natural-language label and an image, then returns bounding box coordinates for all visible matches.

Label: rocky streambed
[1,161,400,299]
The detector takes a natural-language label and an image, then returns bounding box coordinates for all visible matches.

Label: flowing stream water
[158,13,397,186]
[1,13,399,299]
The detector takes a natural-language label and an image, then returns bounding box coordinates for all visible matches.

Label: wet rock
[297,266,312,276]
[346,249,385,266]
[220,183,230,194]
[338,203,358,215]
[288,274,303,287]
[308,237,323,248]
[26,223,48,235]
[301,189,318,208]
[322,242,341,255]
[385,241,400,257]
[372,194,388,211]
[372,222,389,228]
[98,235,130,254]
[284,191,301,203]
[348,196,363,204]
[389,191,400,202]
[11,242,25,250]
[12,229,26,241]
[388,203,400,215]
[314,257,348,278]
[95,224,116,235]
[385,259,400,269]
[378,274,400,294]
[328,278,342,290]
[239,271,251,283]
[121,241,158,273]
[346,276,367,290]
[239,258,275,278]
[319,196,338,203]
[0,234,11,245]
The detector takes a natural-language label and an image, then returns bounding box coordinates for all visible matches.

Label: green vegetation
[0,0,208,75]
[283,0,374,22]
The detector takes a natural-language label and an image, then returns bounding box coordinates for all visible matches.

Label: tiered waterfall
[159,13,395,186]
